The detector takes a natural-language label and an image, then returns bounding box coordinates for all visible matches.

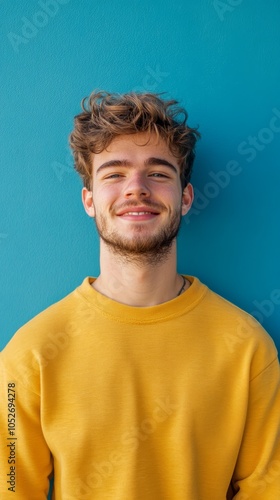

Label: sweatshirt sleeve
[0,355,53,499]
[231,356,280,498]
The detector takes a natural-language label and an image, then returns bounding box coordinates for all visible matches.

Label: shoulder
[0,279,91,372]
[192,278,277,363]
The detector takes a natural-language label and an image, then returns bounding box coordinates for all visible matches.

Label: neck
[93,240,189,307]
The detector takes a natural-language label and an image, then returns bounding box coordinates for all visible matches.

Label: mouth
[121,211,158,216]
[116,206,160,221]
[116,205,160,215]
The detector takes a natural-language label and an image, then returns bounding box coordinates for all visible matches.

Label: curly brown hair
[69,90,200,190]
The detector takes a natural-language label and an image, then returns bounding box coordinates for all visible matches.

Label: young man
[1,91,279,499]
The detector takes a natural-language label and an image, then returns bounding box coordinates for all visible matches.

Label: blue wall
[1,1,280,496]
[1,3,279,350]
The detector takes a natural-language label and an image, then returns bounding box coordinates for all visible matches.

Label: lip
[116,206,160,216]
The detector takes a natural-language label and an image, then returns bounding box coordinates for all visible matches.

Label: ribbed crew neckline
[76,275,208,324]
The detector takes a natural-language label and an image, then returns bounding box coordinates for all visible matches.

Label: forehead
[92,132,179,167]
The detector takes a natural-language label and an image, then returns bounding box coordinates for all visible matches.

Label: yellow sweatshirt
[0,276,279,499]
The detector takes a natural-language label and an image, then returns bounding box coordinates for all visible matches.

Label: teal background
[1,0,280,346]
[1,2,280,494]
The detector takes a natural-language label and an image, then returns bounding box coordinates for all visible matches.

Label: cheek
[92,186,119,211]
[163,184,182,203]
[93,185,110,200]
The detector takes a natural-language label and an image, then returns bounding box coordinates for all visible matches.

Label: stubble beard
[94,208,182,266]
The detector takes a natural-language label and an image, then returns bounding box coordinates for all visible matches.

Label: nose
[123,171,151,198]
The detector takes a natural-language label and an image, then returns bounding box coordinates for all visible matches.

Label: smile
[116,206,161,216]
[117,210,160,221]
[123,211,157,216]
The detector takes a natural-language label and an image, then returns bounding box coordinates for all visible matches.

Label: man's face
[82,132,193,262]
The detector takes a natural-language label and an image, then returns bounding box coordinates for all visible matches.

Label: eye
[105,173,123,179]
[150,172,169,178]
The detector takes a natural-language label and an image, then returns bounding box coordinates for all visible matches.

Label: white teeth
[125,211,152,215]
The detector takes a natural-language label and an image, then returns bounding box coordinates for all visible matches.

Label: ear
[181,183,194,216]
[82,187,95,218]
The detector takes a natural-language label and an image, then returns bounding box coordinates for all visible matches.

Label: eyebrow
[96,157,178,175]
